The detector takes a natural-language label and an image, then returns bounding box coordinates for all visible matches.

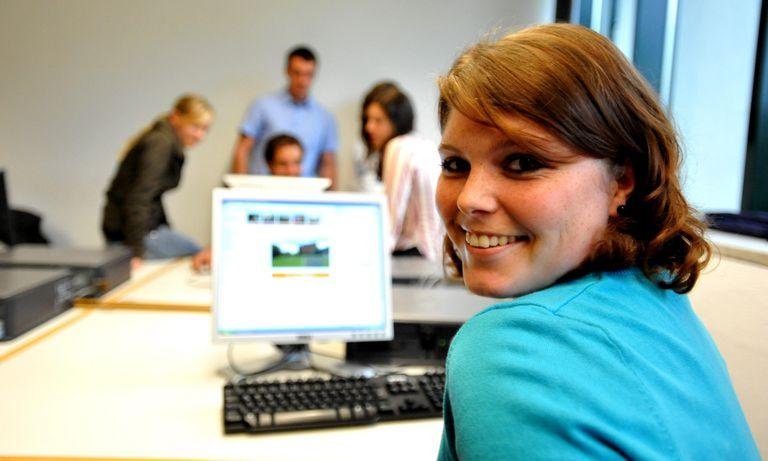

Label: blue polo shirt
[239,90,338,177]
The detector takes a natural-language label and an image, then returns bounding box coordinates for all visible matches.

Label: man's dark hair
[287,46,317,65]
[264,134,303,164]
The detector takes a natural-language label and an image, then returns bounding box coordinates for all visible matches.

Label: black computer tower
[0,244,132,298]
[345,322,461,366]
[0,267,72,341]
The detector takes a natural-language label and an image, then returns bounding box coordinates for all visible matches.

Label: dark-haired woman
[360,82,442,260]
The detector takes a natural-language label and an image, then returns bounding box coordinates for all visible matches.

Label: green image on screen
[271,240,329,268]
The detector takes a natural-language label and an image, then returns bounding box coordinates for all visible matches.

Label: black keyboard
[223,370,445,434]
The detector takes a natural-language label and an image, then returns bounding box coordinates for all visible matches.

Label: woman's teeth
[465,232,512,248]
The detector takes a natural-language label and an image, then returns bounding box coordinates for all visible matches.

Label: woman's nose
[456,170,497,216]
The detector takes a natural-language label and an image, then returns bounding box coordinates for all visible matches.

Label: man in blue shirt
[231,46,338,186]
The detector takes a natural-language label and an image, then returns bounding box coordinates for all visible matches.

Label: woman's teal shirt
[438,269,759,460]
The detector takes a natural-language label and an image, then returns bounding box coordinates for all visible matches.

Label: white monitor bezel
[211,188,393,344]
[222,174,331,192]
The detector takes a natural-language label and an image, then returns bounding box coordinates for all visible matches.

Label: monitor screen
[211,188,393,344]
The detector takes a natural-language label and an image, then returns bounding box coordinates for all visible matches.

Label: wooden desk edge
[79,301,211,313]
[0,308,93,363]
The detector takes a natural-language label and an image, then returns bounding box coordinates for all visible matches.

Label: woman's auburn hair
[437,23,710,293]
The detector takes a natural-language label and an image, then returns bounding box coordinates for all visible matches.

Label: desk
[93,257,493,323]
[0,307,443,460]
[97,258,211,310]
[0,307,90,362]
[688,255,768,454]
[4,254,764,458]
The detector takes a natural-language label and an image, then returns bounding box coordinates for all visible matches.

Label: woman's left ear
[610,161,635,217]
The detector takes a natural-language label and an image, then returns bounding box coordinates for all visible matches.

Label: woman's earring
[617,204,627,216]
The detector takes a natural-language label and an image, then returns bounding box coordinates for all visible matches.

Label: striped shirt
[382,134,444,260]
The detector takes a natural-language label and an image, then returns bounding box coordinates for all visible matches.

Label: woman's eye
[504,155,544,173]
[440,157,469,174]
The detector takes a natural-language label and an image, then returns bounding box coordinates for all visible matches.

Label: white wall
[670,0,761,212]
[0,0,554,247]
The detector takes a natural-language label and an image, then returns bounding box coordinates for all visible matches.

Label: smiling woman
[435,23,759,460]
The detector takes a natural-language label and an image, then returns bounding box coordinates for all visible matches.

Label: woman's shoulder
[449,270,683,402]
[139,119,180,151]
[451,268,695,387]
[139,118,172,140]
[462,269,683,334]
[448,270,756,460]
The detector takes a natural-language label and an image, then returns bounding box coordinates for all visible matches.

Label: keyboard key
[273,408,339,426]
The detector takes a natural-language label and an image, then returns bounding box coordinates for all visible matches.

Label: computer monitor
[211,188,393,375]
[0,170,16,247]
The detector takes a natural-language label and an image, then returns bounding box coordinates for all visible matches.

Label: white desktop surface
[0,308,443,460]
[99,258,211,309]
[42,252,768,458]
[687,255,768,454]
[132,257,175,280]
[0,307,88,360]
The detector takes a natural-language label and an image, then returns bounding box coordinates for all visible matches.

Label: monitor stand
[222,343,376,379]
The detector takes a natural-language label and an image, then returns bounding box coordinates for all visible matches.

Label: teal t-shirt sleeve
[442,304,673,460]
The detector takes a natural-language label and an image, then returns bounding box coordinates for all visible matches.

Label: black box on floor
[0,267,72,341]
[0,244,132,298]
[345,322,461,366]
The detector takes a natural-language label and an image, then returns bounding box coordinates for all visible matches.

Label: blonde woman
[102,94,213,267]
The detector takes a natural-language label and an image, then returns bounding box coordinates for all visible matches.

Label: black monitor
[0,170,17,247]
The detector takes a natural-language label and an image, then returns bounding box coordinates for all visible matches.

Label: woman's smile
[463,229,530,249]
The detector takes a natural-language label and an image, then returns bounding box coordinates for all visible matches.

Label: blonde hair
[438,23,710,293]
[118,94,213,158]
[172,93,214,125]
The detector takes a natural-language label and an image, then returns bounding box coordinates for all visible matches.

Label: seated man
[262,133,303,177]
[192,134,304,271]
